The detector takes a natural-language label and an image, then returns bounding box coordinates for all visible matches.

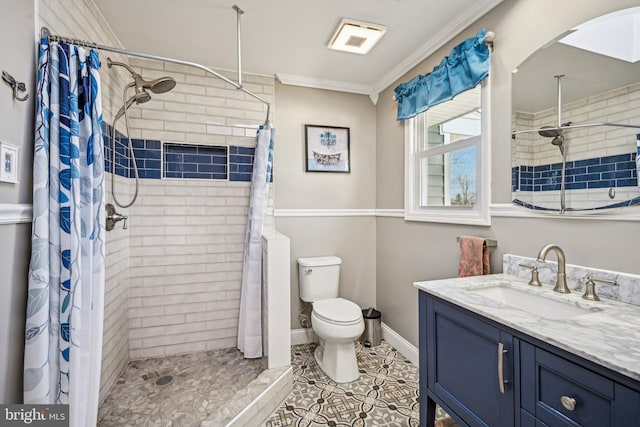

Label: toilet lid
[313,298,362,324]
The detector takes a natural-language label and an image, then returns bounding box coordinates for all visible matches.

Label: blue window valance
[394,29,490,120]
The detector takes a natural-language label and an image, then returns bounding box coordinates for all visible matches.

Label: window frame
[404,77,491,225]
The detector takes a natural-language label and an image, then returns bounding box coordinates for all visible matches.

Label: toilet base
[314,339,360,383]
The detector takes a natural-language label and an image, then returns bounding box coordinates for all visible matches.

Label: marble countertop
[414,273,640,382]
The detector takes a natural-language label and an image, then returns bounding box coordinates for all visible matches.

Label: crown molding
[275,73,378,104]
[274,0,503,105]
[372,0,504,95]
[0,203,33,225]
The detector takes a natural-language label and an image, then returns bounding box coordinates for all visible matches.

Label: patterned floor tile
[264,341,422,427]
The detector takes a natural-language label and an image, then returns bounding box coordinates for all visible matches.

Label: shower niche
[511,6,640,213]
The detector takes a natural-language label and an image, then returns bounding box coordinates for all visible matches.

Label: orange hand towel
[458,236,491,277]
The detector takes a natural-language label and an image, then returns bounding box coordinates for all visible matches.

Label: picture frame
[304,124,350,173]
[0,141,19,184]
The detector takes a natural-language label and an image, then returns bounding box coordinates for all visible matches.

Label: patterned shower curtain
[237,126,274,358]
[24,38,105,427]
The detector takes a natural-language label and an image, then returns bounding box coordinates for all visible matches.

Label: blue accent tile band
[163,143,228,180]
[102,121,263,182]
[515,152,638,192]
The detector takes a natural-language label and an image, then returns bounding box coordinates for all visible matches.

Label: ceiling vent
[328,18,387,54]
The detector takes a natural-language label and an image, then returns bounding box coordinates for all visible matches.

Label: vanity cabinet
[419,291,640,427]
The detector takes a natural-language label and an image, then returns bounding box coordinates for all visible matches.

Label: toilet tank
[297,256,342,302]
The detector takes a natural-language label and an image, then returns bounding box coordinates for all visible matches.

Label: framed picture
[305,124,350,173]
[0,141,19,183]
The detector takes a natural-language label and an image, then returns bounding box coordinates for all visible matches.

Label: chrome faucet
[536,244,570,293]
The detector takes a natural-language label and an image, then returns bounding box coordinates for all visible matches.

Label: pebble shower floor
[97,348,265,426]
[98,340,458,426]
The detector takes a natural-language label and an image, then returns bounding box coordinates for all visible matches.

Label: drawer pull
[561,395,577,411]
[497,342,509,394]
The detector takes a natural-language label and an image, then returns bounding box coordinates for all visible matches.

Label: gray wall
[0,0,36,403]
[376,0,640,346]
[273,83,377,328]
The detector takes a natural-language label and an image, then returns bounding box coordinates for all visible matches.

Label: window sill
[404,208,491,226]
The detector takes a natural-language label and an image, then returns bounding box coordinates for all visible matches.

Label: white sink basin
[472,285,599,320]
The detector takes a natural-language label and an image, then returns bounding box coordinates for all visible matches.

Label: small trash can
[361,307,382,347]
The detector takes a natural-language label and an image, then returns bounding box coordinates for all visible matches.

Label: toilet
[298,256,364,383]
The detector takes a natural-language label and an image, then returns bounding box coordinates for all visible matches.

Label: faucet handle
[519,263,542,287]
[582,276,617,301]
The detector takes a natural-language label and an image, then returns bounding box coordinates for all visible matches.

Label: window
[404,80,490,225]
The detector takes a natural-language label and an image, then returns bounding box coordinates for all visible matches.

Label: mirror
[511,7,640,212]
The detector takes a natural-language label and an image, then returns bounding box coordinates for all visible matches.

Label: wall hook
[2,71,29,102]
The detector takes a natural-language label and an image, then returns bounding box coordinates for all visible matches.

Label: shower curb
[201,365,293,427]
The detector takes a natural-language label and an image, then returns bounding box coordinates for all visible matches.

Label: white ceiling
[513,40,640,114]
[94,0,503,99]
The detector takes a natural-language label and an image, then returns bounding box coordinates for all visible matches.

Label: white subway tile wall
[122,58,274,358]
[40,0,276,402]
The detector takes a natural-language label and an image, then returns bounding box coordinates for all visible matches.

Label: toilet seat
[313,298,362,325]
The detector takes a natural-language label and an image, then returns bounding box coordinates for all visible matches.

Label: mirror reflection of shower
[537,119,572,214]
[107,57,177,208]
[537,125,569,156]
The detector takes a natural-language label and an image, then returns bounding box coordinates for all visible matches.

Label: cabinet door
[520,341,640,426]
[423,294,514,427]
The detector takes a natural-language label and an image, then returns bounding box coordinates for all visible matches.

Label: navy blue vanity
[416,264,640,427]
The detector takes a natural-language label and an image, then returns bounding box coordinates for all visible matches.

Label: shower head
[115,88,152,120]
[551,134,565,155]
[551,134,564,146]
[538,122,573,138]
[538,126,562,138]
[136,75,176,94]
[107,57,177,94]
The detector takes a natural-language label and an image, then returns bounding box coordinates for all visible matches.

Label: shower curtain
[238,126,274,358]
[24,38,105,427]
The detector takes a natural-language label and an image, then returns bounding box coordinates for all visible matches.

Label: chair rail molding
[0,203,33,225]
[274,208,404,218]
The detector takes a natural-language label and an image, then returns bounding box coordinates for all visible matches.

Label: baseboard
[290,328,318,345]
[381,322,419,366]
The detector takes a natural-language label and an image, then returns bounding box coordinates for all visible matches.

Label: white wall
[0,0,36,404]
[375,0,640,346]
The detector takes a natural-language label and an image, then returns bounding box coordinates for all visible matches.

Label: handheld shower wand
[107,57,177,208]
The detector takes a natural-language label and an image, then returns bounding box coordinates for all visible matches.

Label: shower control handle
[106,203,128,231]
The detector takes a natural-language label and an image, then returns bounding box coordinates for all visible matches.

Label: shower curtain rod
[512,122,640,135]
[512,75,640,136]
[40,26,272,127]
